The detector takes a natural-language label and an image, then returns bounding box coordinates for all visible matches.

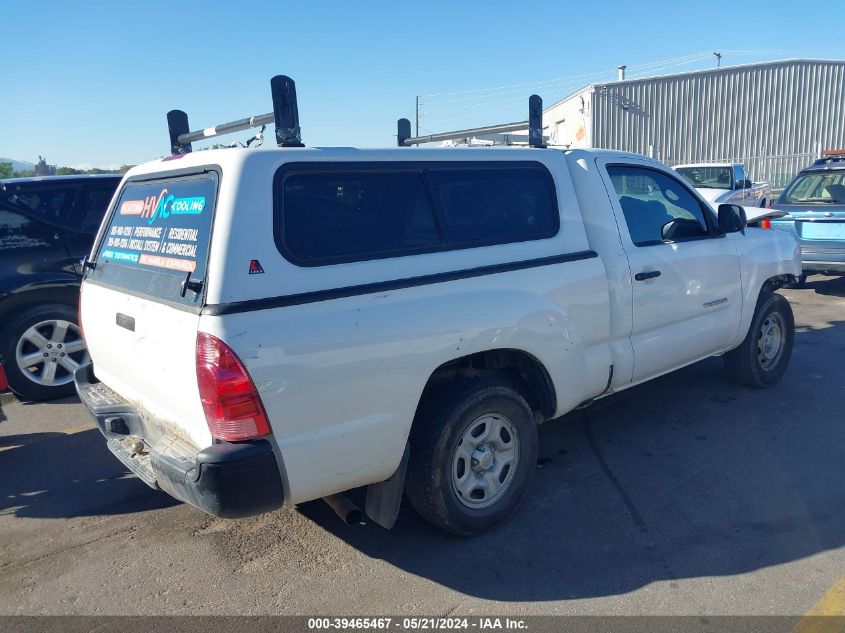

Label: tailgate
[81,169,219,449]
[81,282,209,448]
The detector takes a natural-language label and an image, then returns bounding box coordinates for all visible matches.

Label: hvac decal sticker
[249,259,265,275]
[119,188,206,225]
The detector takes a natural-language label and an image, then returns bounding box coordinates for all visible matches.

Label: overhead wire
[420,52,710,100]
[417,50,781,130]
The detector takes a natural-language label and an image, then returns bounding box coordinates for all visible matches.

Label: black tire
[724,292,794,388]
[405,375,538,536]
[1,303,87,401]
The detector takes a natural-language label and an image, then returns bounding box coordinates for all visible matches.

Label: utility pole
[714,51,722,68]
[415,96,419,137]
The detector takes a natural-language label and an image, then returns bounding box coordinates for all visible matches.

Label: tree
[56,166,81,176]
[0,162,13,179]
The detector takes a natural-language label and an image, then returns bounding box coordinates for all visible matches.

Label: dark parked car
[769,156,845,284]
[0,174,121,400]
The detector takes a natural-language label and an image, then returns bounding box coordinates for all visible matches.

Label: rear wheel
[724,292,794,387]
[406,376,538,535]
[1,303,89,401]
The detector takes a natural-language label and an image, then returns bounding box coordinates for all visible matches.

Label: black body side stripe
[202,250,598,316]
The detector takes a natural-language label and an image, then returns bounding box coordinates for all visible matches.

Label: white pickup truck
[675,162,772,209]
[74,141,801,536]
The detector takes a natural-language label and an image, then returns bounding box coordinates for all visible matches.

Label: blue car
[769,156,845,283]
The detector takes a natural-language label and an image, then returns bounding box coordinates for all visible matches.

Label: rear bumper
[769,222,845,274]
[799,253,845,273]
[74,364,284,518]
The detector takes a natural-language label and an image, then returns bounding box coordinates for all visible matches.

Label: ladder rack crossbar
[177,113,275,145]
[166,74,302,155]
[401,121,529,146]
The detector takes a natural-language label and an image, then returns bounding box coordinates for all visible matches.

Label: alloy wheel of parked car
[2,303,88,401]
[15,318,88,388]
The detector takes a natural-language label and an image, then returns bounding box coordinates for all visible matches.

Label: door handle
[635,270,662,281]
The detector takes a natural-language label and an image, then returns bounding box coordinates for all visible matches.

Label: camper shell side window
[273,161,559,267]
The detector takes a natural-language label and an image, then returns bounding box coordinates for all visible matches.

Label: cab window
[607,165,713,246]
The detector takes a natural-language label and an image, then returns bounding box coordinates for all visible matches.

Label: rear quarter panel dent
[200,259,612,503]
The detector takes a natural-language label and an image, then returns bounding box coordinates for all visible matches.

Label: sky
[2,0,844,168]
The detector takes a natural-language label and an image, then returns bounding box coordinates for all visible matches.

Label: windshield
[781,172,845,204]
[675,166,732,189]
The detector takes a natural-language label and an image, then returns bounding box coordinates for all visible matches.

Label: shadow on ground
[2,315,843,602]
[0,428,178,518]
[806,274,845,298]
[294,319,845,601]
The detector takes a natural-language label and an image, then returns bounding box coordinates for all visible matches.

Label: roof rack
[397,94,546,148]
[166,75,304,155]
[813,154,845,166]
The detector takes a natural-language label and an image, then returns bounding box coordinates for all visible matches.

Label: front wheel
[724,292,794,387]
[405,376,538,535]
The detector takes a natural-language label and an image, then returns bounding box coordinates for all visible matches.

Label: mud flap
[365,442,410,529]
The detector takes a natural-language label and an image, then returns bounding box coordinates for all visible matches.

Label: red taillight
[196,332,271,442]
[760,219,772,229]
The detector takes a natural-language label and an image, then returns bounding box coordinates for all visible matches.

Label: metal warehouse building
[543,59,845,188]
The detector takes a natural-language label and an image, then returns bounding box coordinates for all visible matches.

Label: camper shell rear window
[89,169,218,308]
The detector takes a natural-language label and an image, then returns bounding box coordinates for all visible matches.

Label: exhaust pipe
[322,494,364,526]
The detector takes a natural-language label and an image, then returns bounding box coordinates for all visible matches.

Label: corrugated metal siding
[588,60,845,188]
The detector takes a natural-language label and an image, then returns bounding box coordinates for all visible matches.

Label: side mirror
[718,204,747,235]
[738,178,752,189]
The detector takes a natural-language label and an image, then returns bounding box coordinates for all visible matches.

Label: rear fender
[209,266,611,504]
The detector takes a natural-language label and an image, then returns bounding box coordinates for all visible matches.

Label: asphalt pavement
[1,275,844,617]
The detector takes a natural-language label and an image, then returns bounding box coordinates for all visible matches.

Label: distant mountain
[0,158,35,172]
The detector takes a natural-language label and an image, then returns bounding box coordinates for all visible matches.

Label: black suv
[0,174,121,400]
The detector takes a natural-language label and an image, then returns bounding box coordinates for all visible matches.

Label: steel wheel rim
[451,412,520,509]
[757,313,784,370]
[14,319,89,387]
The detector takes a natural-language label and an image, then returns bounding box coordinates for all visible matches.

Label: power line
[420,50,784,104]
[417,50,789,129]
[425,99,535,128]
[420,52,715,101]
[419,74,614,108]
